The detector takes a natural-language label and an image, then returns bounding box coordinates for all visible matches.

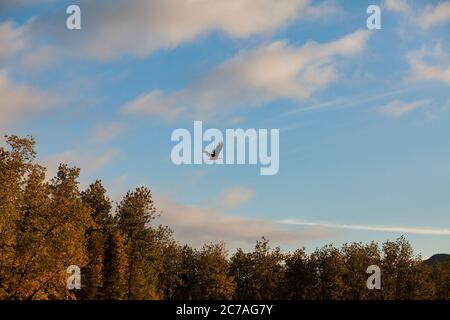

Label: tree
[0,136,36,298]
[311,244,345,300]
[103,227,128,300]
[1,137,93,299]
[196,243,235,299]
[38,164,93,299]
[156,239,184,300]
[430,259,450,300]
[6,162,50,299]
[283,248,318,299]
[230,238,284,299]
[381,236,435,300]
[340,242,381,300]
[117,187,158,299]
[80,180,113,299]
[1,135,448,301]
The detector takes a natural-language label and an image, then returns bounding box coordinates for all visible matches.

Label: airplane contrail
[277,219,450,236]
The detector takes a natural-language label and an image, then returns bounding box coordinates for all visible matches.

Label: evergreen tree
[81,180,113,299]
[117,187,157,299]
[103,227,128,300]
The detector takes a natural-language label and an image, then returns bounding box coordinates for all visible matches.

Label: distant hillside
[424,254,450,266]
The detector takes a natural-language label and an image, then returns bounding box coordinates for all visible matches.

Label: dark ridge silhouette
[424,254,450,266]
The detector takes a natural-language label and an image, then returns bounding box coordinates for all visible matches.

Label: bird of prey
[204,142,223,160]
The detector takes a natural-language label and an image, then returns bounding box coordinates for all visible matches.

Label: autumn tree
[230,238,284,299]
[0,136,35,298]
[195,243,235,299]
[311,244,346,300]
[2,135,449,301]
[340,242,381,300]
[35,164,93,299]
[381,236,435,300]
[1,137,93,299]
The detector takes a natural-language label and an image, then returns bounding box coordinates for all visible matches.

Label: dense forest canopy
[0,136,449,300]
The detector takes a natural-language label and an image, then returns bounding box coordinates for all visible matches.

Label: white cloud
[122,90,184,121]
[279,219,450,236]
[384,0,411,15]
[419,1,450,30]
[379,100,430,118]
[407,43,450,85]
[92,122,127,144]
[0,0,55,9]
[43,148,120,180]
[217,186,254,210]
[20,45,60,70]
[156,194,330,249]
[0,20,57,71]
[0,21,26,61]
[40,0,334,60]
[122,29,370,121]
[0,70,60,128]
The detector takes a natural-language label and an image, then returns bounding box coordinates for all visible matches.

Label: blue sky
[1,0,450,257]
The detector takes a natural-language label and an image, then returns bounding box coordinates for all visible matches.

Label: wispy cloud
[384,0,450,30]
[217,186,255,210]
[0,70,61,128]
[20,45,60,70]
[384,0,411,15]
[378,99,430,118]
[286,87,412,115]
[0,21,26,61]
[0,0,55,9]
[92,122,127,144]
[157,193,331,249]
[419,1,450,30]
[407,43,450,86]
[278,219,450,236]
[122,29,371,122]
[42,148,120,180]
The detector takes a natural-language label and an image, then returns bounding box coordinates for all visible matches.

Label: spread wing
[214,142,223,156]
[203,150,211,157]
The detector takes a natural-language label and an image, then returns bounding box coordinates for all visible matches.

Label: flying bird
[204,142,223,160]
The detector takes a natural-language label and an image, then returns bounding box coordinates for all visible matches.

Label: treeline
[1,136,449,300]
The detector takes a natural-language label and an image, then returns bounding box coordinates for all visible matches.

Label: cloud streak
[156,194,331,249]
[378,99,430,118]
[278,219,450,236]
